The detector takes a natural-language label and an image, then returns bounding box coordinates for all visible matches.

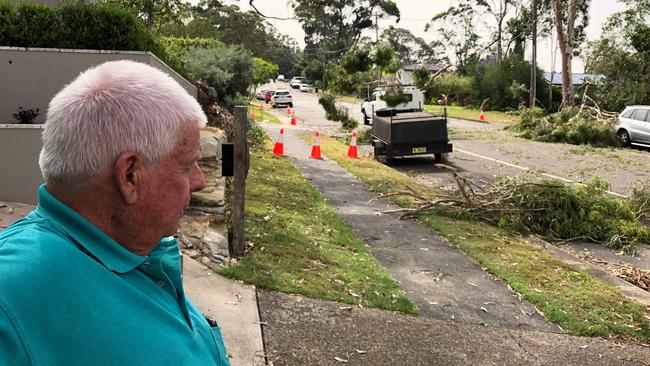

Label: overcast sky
[232,0,629,73]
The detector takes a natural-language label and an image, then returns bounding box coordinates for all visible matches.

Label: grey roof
[543,72,605,85]
[401,63,442,72]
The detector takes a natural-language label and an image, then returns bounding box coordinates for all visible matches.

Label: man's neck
[46,182,157,256]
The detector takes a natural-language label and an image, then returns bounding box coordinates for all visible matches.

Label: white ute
[361,85,424,125]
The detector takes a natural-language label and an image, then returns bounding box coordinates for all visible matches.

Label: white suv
[272,89,293,108]
[290,77,304,89]
[616,105,650,146]
[361,85,424,125]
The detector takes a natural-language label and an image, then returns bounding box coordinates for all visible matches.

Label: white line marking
[454,148,628,198]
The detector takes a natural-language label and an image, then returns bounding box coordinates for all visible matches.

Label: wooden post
[231,106,248,257]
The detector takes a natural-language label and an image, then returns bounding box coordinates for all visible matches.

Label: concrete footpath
[183,256,265,366]
[258,120,650,365]
[262,122,558,332]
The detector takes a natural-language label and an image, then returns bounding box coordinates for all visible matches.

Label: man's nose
[191,163,206,192]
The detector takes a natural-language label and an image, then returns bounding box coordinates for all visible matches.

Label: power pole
[529,0,538,107]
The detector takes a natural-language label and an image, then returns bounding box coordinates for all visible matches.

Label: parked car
[255,89,267,100]
[277,74,285,82]
[290,77,304,89]
[361,85,424,125]
[615,105,650,146]
[299,83,312,93]
[264,90,275,103]
[272,89,293,108]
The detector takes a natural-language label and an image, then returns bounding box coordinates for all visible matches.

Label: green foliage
[318,94,358,130]
[381,26,447,65]
[373,43,396,70]
[184,46,253,106]
[0,2,168,57]
[492,176,650,252]
[252,57,279,86]
[356,128,373,144]
[105,0,189,29]
[325,62,374,97]
[159,3,300,77]
[340,49,372,74]
[428,73,475,105]
[380,85,411,108]
[472,57,548,110]
[512,107,620,147]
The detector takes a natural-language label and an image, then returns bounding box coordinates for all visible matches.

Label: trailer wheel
[434,153,443,163]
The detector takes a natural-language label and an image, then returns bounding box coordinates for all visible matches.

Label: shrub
[183,46,253,106]
[318,94,358,131]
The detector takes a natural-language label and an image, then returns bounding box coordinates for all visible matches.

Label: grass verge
[316,135,650,342]
[424,105,516,124]
[248,105,281,124]
[217,139,417,315]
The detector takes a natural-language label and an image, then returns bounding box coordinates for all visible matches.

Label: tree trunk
[530,0,538,107]
[553,0,578,107]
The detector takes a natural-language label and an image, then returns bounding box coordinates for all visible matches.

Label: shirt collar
[35,185,146,274]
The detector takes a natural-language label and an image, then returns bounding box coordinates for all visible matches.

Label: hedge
[0,1,174,68]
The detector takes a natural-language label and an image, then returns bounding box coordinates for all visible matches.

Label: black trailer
[371,110,453,164]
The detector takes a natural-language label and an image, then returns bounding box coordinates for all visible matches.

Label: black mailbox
[221,143,234,177]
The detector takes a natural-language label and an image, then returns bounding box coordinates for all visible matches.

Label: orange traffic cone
[290,112,297,126]
[310,131,323,159]
[479,109,485,122]
[347,131,358,159]
[287,107,292,116]
[272,128,286,157]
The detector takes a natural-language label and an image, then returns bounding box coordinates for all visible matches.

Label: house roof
[401,63,443,72]
[543,72,605,86]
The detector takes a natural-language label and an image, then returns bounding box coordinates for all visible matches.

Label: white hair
[39,60,207,187]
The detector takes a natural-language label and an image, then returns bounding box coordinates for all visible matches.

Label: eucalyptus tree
[428,0,521,64]
[548,0,590,107]
[381,27,446,65]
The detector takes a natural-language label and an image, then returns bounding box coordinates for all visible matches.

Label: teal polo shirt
[0,185,230,365]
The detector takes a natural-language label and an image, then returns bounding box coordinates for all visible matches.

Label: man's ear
[114,152,143,205]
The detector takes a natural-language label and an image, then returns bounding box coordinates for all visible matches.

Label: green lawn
[218,139,416,315]
[424,105,516,124]
[315,134,650,342]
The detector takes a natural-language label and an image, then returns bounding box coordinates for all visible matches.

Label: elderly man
[0,60,230,365]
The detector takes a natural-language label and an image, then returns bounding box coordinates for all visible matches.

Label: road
[262,81,650,196]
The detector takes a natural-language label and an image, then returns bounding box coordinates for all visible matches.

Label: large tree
[106,0,190,29]
[381,27,446,65]
[291,0,399,87]
[585,0,650,110]
[550,0,590,107]
[429,0,521,64]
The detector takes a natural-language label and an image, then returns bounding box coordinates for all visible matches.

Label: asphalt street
[261,81,650,197]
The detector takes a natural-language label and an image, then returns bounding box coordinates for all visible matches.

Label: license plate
[412,147,427,154]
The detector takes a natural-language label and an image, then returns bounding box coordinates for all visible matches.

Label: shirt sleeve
[0,301,32,365]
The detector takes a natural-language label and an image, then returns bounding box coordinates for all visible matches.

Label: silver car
[615,105,650,146]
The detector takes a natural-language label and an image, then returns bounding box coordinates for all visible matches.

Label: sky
[230,0,629,73]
